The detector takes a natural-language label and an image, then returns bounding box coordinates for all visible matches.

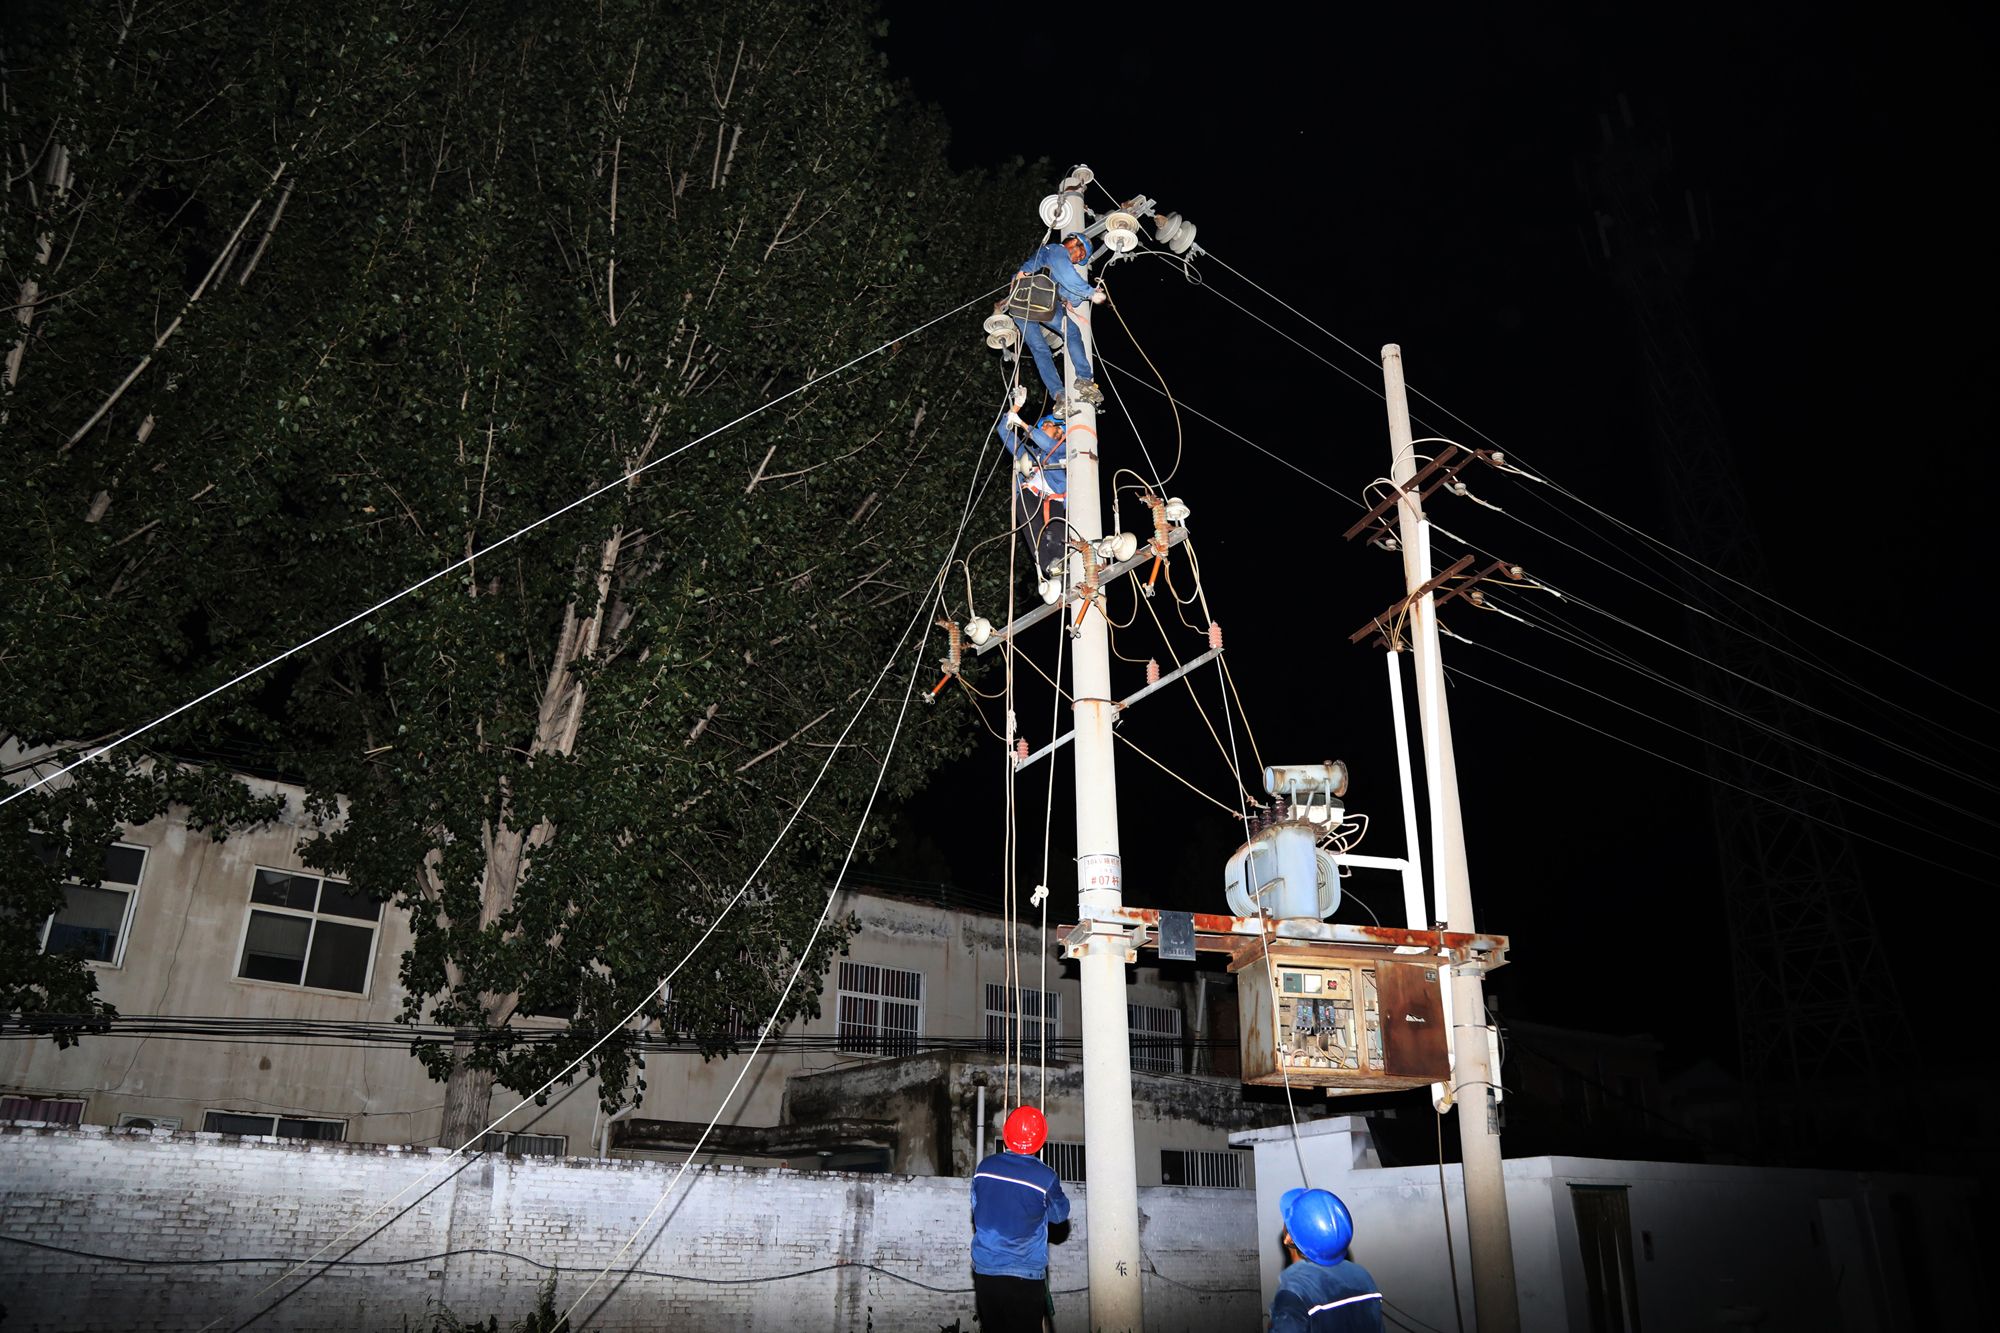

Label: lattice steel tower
[1584,100,1906,1149]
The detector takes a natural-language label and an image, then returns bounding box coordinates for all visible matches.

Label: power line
[208,428,1012,1333]
[3,282,1009,810]
[1442,661,1996,885]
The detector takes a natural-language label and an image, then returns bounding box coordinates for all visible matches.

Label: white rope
[5,285,1008,810]
[560,430,1001,1333]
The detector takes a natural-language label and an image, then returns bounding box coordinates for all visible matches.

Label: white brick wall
[0,1123,1258,1331]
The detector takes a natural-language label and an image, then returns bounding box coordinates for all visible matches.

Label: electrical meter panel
[1232,945,1450,1092]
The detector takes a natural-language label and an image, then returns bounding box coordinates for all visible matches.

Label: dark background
[873,0,1997,1086]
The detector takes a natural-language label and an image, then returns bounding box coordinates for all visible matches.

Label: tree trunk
[439,1029,496,1148]
[436,526,627,1147]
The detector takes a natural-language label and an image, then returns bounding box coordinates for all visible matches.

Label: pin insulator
[1016,739,1030,761]
[1207,622,1224,650]
[1146,659,1160,686]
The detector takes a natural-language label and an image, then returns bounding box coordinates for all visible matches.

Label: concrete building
[1232,1115,1979,1333]
[3,760,1299,1188]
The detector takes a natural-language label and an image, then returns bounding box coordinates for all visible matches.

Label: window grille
[1040,1140,1087,1183]
[984,982,1061,1055]
[835,961,924,1055]
[1161,1148,1248,1188]
[1127,1001,1183,1074]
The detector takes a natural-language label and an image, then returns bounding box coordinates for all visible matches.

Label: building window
[117,1114,182,1131]
[35,840,145,966]
[480,1131,566,1158]
[201,1110,345,1141]
[236,868,380,995]
[835,961,923,1055]
[984,983,1061,1056]
[1128,1001,1184,1074]
[1162,1148,1249,1188]
[1041,1140,1086,1183]
[0,1095,86,1125]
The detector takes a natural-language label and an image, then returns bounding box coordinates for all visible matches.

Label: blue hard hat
[1280,1187,1355,1265]
[1035,414,1066,438]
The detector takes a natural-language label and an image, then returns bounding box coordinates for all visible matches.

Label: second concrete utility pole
[1383,343,1520,1331]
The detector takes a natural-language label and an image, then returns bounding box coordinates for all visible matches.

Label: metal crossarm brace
[1342,444,1475,543]
[1347,554,1476,646]
[1012,645,1223,771]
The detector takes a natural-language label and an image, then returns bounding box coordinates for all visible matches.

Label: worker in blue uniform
[971,1105,1070,1332]
[1271,1188,1384,1332]
[1011,233,1105,409]
[997,404,1073,596]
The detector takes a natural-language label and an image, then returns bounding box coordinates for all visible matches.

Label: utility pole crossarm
[1339,443,1492,543]
[1011,644,1222,771]
[970,526,1186,656]
[1347,554,1477,645]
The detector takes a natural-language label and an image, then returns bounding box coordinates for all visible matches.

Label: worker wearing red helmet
[971,1105,1071,1331]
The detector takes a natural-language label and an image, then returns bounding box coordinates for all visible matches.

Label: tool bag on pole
[1002,270,1060,325]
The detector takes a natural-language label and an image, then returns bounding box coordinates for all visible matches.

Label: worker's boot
[1073,379,1104,406]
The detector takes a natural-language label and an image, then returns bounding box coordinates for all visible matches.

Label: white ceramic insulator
[1102,211,1140,253]
[1039,192,1086,231]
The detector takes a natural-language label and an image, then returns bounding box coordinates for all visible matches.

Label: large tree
[2,0,1031,1138]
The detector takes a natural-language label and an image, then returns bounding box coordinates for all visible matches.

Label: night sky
[874,0,1997,1076]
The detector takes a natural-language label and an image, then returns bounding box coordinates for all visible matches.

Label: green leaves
[2,0,1038,1111]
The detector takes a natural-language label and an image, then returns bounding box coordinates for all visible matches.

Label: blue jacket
[970,1149,1070,1279]
[1019,241,1096,309]
[996,413,1066,500]
[1271,1257,1384,1332]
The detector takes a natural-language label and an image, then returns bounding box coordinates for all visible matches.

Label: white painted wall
[1232,1117,1979,1333]
[0,1123,1258,1332]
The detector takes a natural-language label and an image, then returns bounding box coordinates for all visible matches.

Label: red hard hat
[1003,1106,1047,1155]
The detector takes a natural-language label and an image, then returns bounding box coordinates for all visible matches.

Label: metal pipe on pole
[1382,344,1521,1331]
[1062,230,1144,1330]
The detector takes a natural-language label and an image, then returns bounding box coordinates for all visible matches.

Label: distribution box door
[1376,960,1450,1080]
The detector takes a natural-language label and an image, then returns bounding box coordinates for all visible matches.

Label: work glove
[1090,283,1107,305]
[1005,411,1029,432]
[1011,384,1028,409]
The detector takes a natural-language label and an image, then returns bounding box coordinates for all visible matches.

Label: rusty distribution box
[1232,944,1451,1091]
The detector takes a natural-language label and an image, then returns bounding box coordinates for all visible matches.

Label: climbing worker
[1003,232,1106,410]
[997,398,1073,602]
[971,1105,1071,1333]
[1270,1188,1384,1332]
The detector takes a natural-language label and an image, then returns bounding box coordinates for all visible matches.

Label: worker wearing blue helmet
[1010,233,1105,409]
[1271,1188,1383,1332]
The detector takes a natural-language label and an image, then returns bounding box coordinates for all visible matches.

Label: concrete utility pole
[1061,228,1144,1329]
[1382,344,1520,1331]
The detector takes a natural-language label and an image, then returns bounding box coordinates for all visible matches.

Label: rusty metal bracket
[1341,445,1478,544]
[1062,905,1508,972]
[1347,553,1476,648]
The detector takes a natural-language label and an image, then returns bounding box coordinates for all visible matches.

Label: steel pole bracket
[1063,916,1148,964]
